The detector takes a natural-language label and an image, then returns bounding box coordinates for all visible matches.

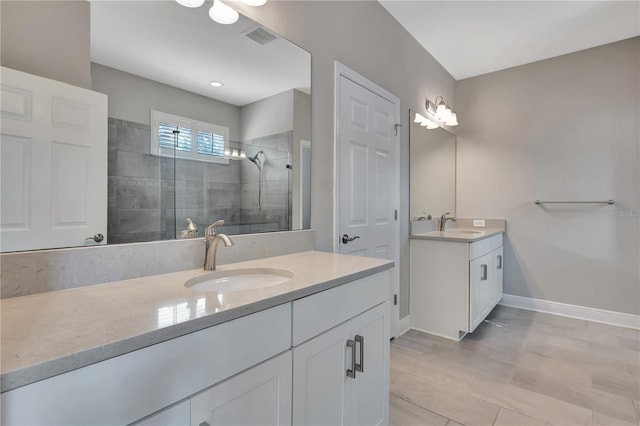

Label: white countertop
[411,227,504,242]
[1,251,393,392]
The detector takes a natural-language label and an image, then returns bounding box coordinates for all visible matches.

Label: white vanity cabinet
[292,271,390,426]
[1,304,292,426]
[190,351,292,426]
[2,267,392,426]
[411,234,503,340]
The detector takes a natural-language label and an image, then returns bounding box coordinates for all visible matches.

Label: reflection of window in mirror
[151,110,230,164]
[409,110,456,220]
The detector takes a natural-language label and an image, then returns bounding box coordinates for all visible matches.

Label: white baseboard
[397,315,411,337]
[500,294,640,330]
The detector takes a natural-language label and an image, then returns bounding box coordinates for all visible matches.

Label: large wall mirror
[1,1,311,252]
[409,110,456,219]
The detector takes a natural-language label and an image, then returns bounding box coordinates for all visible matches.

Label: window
[151,110,229,163]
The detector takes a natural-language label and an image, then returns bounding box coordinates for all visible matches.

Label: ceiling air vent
[244,26,277,45]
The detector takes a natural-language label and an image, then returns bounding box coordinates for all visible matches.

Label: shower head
[247,150,264,170]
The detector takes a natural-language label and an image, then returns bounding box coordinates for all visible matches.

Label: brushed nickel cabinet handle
[481,264,488,281]
[355,335,364,373]
[346,339,356,379]
[497,255,502,270]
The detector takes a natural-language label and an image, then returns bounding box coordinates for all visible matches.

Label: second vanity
[1,251,393,425]
[410,220,505,341]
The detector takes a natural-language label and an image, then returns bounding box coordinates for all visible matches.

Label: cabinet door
[470,254,491,332]
[348,302,389,426]
[190,351,292,426]
[293,321,352,425]
[493,247,504,306]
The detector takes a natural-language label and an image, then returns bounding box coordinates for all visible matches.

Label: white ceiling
[379,1,640,80]
[90,1,310,107]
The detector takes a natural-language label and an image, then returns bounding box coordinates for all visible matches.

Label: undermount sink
[444,230,484,234]
[185,268,294,293]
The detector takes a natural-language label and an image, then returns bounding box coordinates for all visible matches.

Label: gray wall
[91,63,242,141]
[456,37,640,315]
[240,90,294,142]
[237,1,456,318]
[0,1,91,89]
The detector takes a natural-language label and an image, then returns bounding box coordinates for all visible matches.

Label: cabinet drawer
[469,234,503,260]
[292,270,390,346]
[1,303,291,426]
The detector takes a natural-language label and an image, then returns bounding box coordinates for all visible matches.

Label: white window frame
[150,110,229,164]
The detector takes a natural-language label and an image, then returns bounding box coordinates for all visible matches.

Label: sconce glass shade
[239,150,247,159]
[414,113,427,124]
[445,112,458,126]
[425,120,439,129]
[176,0,206,7]
[241,0,267,5]
[209,0,239,24]
[436,104,452,122]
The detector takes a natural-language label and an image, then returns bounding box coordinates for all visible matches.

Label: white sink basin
[445,230,483,234]
[185,268,294,293]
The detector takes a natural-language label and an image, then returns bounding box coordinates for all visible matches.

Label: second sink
[185,268,294,293]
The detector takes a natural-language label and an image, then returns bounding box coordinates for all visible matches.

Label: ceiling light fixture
[426,96,459,127]
[209,81,224,87]
[176,0,206,7]
[176,0,267,25]
[209,0,239,25]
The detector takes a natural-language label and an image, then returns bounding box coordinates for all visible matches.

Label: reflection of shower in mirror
[247,150,265,209]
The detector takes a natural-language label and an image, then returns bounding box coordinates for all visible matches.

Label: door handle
[346,339,357,379]
[85,234,104,243]
[481,264,488,281]
[355,335,364,373]
[497,255,502,270]
[342,234,360,244]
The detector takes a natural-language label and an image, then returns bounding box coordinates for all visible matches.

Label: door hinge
[394,209,398,221]
[393,294,398,306]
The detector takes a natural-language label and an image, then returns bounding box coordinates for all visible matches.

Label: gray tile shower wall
[240,131,293,232]
[108,118,243,243]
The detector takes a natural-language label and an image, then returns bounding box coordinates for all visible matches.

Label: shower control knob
[85,234,104,243]
[342,234,360,244]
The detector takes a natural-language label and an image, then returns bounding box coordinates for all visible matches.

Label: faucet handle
[206,220,225,237]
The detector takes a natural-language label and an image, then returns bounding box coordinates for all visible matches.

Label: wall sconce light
[413,112,439,129]
[176,0,267,25]
[426,96,459,127]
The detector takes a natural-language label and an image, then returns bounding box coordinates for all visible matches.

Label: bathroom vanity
[0,251,392,425]
[410,222,505,341]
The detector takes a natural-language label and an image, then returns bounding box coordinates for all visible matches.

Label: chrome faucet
[439,212,457,231]
[204,220,234,271]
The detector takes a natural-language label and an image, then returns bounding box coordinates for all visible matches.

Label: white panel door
[293,321,352,426]
[191,351,292,426]
[337,68,399,337]
[348,303,389,426]
[338,76,395,260]
[0,66,107,252]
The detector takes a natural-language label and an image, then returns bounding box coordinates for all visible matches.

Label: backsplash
[0,229,314,299]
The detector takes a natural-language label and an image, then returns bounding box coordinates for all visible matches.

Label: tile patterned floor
[390,305,640,426]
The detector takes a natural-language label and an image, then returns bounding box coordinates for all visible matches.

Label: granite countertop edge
[1,254,393,393]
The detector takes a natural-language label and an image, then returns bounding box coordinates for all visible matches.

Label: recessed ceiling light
[209,81,224,87]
